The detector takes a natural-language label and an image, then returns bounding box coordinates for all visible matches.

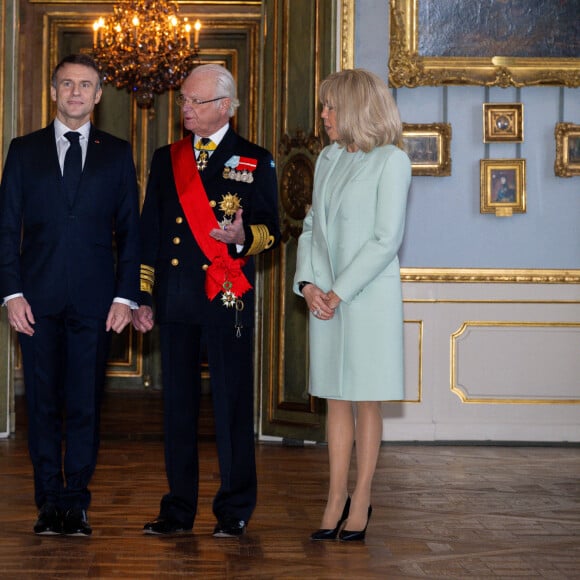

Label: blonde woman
[294,69,411,541]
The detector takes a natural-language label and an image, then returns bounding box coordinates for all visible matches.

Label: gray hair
[189,64,240,117]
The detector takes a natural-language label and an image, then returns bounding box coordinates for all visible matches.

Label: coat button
[172,237,181,245]
[171,258,179,266]
[209,200,216,207]
[175,216,183,224]
[202,264,209,271]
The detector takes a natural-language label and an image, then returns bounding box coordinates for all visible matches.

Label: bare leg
[319,399,354,529]
[344,401,382,530]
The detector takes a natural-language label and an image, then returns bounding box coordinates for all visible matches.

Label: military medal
[217,193,245,323]
[218,192,242,230]
[221,281,237,307]
[220,282,245,337]
[195,138,216,172]
[197,150,209,171]
[223,155,257,183]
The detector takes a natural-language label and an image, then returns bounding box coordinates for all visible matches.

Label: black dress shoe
[33,503,62,535]
[143,518,192,535]
[339,505,373,542]
[310,497,351,541]
[63,508,92,537]
[213,518,246,538]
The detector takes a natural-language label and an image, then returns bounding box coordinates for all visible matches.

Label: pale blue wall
[355,0,580,269]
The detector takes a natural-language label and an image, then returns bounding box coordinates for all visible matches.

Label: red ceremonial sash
[170,137,252,301]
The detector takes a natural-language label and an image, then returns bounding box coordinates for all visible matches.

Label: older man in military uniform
[133,64,280,537]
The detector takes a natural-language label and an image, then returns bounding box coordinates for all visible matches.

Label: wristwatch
[298,281,312,293]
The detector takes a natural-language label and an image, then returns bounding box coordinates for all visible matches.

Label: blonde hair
[319,69,402,152]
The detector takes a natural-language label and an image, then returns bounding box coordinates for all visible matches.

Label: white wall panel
[452,322,580,401]
[381,282,580,442]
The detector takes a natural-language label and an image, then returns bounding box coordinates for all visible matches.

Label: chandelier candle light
[93,0,201,107]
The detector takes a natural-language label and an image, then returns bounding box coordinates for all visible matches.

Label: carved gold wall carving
[278,130,322,241]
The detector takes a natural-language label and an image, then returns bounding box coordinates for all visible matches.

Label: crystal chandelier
[92,0,201,107]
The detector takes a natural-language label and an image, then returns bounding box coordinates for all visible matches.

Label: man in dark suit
[133,64,280,537]
[0,54,141,536]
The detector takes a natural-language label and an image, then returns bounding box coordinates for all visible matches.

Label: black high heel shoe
[338,505,372,542]
[310,497,351,541]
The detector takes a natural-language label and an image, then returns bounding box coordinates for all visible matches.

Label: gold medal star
[219,193,242,217]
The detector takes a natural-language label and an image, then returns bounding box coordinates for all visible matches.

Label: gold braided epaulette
[140,264,155,294]
[246,225,275,256]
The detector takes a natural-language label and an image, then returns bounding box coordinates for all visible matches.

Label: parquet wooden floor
[1,393,579,579]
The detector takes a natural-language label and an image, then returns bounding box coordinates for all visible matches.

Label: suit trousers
[158,321,257,527]
[19,307,110,510]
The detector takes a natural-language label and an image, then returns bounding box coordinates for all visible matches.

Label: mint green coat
[294,143,411,401]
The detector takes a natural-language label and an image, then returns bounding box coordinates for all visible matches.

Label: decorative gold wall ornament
[389,0,580,88]
[278,131,323,241]
[483,103,524,143]
[92,0,202,107]
[401,123,451,176]
[554,122,580,178]
[480,159,526,217]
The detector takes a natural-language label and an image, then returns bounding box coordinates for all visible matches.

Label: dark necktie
[63,131,82,202]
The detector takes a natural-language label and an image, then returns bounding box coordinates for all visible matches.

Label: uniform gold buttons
[209,200,216,207]
[171,258,179,266]
[175,216,183,224]
[172,237,181,245]
[202,264,209,271]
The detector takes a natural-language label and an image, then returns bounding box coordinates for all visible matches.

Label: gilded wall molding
[401,268,580,284]
[451,321,580,405]
[398,319,422,404]
[0,0,5,158]
[340,0,355,70]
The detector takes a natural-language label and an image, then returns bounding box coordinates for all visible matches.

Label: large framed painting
[389,0,580,88]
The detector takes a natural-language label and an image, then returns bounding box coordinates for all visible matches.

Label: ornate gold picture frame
[554,123,580,178]
[389,0,580,88]
[480,159,526,217]
[401,123,451,176]
[483,103,523,143]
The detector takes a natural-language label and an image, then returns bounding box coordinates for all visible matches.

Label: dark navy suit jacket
[0,122,141,316]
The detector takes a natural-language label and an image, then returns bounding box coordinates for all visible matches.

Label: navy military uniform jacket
[139,127,280,327]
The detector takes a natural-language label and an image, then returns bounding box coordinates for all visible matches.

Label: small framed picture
[401,123,451,176]
[554,122,580,177]
[483,103,524,142]
[480,159,526,217]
